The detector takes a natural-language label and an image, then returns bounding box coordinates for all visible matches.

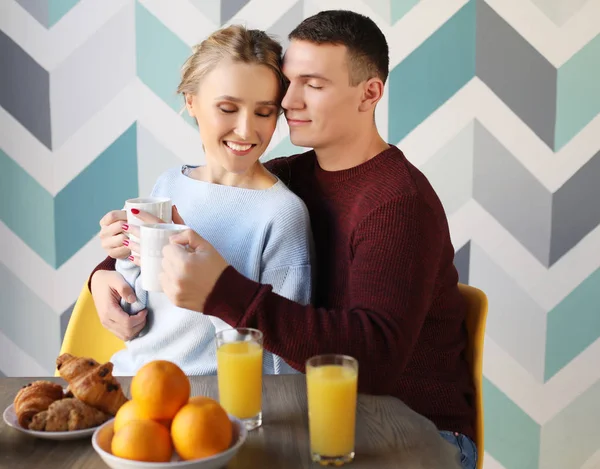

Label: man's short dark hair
[289,10,389,86]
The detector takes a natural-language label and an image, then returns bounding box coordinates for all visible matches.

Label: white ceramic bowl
[91,416,247,469]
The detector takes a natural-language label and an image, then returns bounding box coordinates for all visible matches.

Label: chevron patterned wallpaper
[1,0,599,467]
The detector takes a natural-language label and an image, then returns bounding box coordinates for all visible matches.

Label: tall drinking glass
[306,354,359,466]
[216,328,263,430]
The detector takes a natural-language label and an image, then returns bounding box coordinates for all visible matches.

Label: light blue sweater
[112,165,313,376]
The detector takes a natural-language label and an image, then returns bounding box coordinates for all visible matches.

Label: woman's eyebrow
[215,95,277,106]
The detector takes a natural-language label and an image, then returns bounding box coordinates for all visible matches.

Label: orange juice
[306,364,358,458]
[216,340,263,419]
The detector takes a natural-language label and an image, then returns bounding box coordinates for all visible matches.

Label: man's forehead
[283,40,348,74]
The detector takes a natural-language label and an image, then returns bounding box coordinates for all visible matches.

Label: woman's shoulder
[266,180,310,218]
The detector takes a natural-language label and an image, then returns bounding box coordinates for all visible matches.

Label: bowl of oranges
[92,360,247,469]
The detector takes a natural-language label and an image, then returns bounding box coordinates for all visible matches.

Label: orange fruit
[171,396,233,460]
[130,360,190,420]
[113,400,170,433]
[111,419,173,462]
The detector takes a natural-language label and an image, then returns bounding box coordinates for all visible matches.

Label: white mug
[124,197,172,255]
[140,223,189,292]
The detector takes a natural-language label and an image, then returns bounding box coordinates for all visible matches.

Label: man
[91,10,477,468]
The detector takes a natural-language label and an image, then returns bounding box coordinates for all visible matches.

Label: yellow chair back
[458,283,488,469]
[56,282,125,375]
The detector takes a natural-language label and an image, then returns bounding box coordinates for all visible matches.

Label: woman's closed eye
[218,107,273,118]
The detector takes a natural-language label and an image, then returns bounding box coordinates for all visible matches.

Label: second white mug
[140,223,189,292]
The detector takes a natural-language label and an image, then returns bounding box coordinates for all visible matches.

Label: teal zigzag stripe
[388,0,476,143]
[555,33,600,150]
[545,267,600,381]
[0,124,138,268]
[136,1,191,116]
[484,377,541,469]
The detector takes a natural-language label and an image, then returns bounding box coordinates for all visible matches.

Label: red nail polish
[122,224,129,231]
[131,208,140,215]
[128,255,134,261]
[123,239,129,246]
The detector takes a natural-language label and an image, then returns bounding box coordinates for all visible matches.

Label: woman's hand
[98,210,129,259]
[98,205,185,265]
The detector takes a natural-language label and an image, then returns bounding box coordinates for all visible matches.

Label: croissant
[56,354,128,415]
[13,381,64,428]
[56,353,100,382]
[29,398,110,431]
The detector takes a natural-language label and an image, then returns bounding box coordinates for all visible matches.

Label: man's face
[282,40,364,150]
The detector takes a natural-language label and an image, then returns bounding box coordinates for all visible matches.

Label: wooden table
[0,375,461,468]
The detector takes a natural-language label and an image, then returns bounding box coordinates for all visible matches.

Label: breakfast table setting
[1,370,461,468]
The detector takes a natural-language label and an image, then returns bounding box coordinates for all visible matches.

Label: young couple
[89,10,477,469]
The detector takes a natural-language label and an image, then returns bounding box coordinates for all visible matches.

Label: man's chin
[289,134,312,149]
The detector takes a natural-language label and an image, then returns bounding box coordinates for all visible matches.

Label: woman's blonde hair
[177,25,287,106]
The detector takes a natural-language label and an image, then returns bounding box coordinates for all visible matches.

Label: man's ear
[185,93,196,117]
[358,77,385,113]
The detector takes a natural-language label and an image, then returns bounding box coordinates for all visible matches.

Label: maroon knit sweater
[90,146,475,439]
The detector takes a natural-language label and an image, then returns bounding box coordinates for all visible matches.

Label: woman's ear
[358,77,385,113]
[185,93,196,117]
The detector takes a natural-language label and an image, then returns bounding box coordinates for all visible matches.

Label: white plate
[3,403,100,440]
[92,416,247,469]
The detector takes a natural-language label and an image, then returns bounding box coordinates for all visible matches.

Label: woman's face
[186,60,280,174]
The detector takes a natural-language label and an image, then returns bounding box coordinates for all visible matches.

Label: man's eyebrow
[298,74,332,82]
[215,95,278,106]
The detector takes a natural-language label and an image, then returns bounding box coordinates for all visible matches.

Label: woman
[98,25,313,376]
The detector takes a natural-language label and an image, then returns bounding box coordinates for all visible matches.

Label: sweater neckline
[180,165,283,193]
[313,145,401,184]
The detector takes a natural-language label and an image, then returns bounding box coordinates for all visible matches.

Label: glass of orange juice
[216,328,263,430]
[306,354,358,466]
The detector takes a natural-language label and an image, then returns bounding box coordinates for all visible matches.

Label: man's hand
[90,270,147,341]
[160,229,229,312]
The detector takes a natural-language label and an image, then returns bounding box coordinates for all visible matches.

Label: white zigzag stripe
[225,0,304,30]
[0,221,107,315]
[485,0,600,68]
[140,0,302,48]
[139,0,216,47]
[401,78,600,192]
[0,0,131,71]
[387,0,472,67]
[138,80,205,165]
[482,453,507,469]
[0,80,138,195]
[448,200,600,311]
[581,449,600,469]
[484,334,600,425]
[0,329,49,376]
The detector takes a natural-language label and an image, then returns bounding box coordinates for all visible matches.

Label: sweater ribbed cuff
[204,266,262,325]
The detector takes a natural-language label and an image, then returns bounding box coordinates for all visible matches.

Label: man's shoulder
[359,146,420,199]
[359,146,447,220]
[264,150,315,183]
